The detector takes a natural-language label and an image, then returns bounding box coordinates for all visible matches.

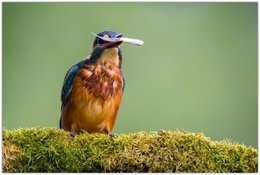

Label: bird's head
[88,31,144,68]
[92,31,124,49]
[92,31,144,49]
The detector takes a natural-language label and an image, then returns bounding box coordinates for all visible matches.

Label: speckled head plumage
[92,31,124,49]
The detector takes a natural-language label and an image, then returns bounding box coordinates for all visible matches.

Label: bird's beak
[92,32,144,46]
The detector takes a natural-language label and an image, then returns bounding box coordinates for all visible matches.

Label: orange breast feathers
[61,62,124,136]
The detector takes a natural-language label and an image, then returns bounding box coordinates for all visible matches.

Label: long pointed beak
[91,32,144,46]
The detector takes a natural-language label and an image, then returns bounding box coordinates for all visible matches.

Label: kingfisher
[60,31,144,137]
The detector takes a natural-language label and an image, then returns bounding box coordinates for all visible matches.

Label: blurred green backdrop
[3,3,257,148]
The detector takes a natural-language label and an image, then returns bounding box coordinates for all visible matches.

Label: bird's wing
[61,63,80,108]
[122,73,126,92]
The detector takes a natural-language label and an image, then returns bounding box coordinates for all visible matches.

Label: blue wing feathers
[61,64,79,107]
[122,74,126,92]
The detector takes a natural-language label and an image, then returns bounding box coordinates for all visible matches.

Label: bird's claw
[108,131,114,138]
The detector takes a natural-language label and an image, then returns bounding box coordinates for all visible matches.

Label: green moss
[2,128,257,172]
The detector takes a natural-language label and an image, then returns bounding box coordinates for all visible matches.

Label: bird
[60,31,144,137]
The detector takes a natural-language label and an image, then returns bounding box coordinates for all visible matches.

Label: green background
[3,3,257,148]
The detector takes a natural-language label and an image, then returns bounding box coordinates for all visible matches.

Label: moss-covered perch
[2,128,257,172]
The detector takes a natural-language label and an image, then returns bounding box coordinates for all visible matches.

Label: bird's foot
[103,128,114,138]
[108,131,114,138]
[70,128,77,138]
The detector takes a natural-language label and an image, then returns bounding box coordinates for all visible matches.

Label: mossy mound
[2,128,257,172]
